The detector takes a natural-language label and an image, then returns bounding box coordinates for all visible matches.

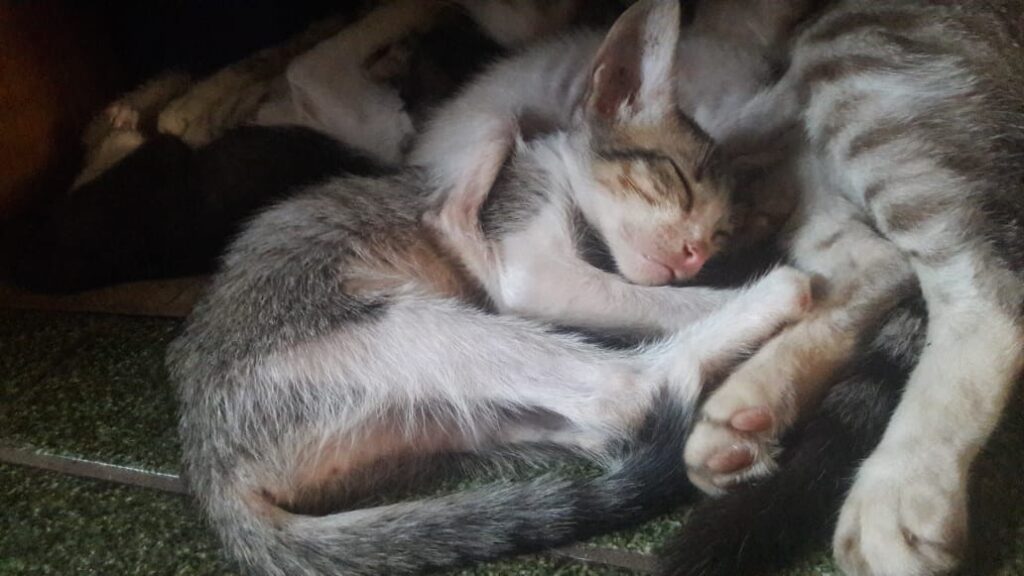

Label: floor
[2,305,1022,576]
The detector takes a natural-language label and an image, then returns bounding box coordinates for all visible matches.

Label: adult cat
[168,2,814,574]
[666,1,1024,574]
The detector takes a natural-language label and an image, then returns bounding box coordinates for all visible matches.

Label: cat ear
[582,0,681,125]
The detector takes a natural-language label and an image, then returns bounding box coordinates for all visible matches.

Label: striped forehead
[595,148,693,210]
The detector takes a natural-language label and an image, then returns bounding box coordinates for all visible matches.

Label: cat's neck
[516,131,602,219]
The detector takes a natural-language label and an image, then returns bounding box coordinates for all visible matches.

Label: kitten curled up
[169,1,816,575]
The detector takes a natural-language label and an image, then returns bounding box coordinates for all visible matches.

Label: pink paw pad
[729,407,774,433]
[706,445,754,474]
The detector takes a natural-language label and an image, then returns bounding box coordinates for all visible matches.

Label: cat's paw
[682,267,811,495]
[833,451,967,576]
[105,103,141,131]
[683,390,782,495]
[749,266,814,322]
[365,40,414,83]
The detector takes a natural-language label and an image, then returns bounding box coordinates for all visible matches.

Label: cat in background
[169,2,815,574]
[5,0,576,293]
[77,0,613,185]
[644,1,1024,575]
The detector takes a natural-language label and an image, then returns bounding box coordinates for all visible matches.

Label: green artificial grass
[1,309,1022,575]
[0,311,182,472]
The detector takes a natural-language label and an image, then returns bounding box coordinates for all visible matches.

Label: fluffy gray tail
[207,398,695,576]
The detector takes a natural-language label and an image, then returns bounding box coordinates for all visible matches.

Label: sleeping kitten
[413,0,809,296]
[665,1,1024,575]
[168,2,814,574]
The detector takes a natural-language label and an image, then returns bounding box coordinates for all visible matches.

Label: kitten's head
[570,0,734,285]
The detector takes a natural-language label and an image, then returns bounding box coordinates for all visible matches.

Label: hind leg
[258,277,811,477]
[684,202,913,494]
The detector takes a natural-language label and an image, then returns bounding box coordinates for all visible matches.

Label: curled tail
[659,296,926,576]
[201,398,696,576]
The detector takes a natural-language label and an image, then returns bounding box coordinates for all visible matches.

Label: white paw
[682,267,811,495]
[751,265,814,322]
[365,41,414,82]
[684,383,783,495]
[834,453,967,576]
[105,103,140,131]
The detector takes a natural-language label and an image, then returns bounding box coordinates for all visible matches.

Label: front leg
[833,252,1024,576]
[651,265,814,398]
[498,221,740,335]
[73,72,192,189]
[425,121,735,336]
[685,205,914,494]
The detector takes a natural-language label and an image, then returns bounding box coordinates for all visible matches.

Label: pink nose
[662,242,709,279]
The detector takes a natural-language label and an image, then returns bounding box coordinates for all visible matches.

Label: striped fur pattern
[169,2,814,574]
[675,1,1024,574]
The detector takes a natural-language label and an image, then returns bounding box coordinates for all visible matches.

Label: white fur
[491,136,738,334]
[410,31,602,192]
[256,0,437,164]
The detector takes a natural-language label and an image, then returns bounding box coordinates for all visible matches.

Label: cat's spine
[198,399,694,576]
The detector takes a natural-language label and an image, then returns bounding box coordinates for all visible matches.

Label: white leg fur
[256,260,810,461]
[265,0,439,165]
[492,203,740,335]
[455,0,584,48]
[833,249,1024,576]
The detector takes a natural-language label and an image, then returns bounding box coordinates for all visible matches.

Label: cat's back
[786,0,1024,268]
[802,0,1024,96]
[168,173,434,384]
[791,0,1024,181]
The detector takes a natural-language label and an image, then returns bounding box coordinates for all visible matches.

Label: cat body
[169,2,814,574]
[665,2,1024,574]
[3,126,382,293]
[7,1,519,293]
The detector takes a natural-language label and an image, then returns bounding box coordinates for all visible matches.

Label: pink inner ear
[580,0,681,124]
[582,0,672,123]
[589,62,640,119]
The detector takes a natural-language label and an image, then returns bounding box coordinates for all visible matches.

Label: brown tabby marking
[798,55,907,98]
[805,10,923,44]
[594,119,721,212]
[344,228,482,302]
[882,196,960,234]
[818,97,862,144]
[864,181,887,204]
[846,122,912,160]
